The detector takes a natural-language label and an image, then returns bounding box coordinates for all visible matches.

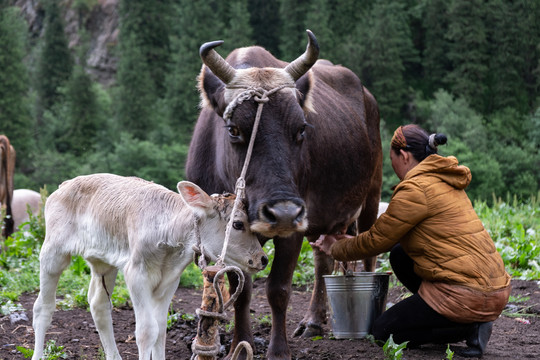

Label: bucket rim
[323,271,392,278]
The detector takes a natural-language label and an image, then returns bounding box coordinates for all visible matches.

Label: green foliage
[444,0,489,112]
[252,313,272,326]
[446,344,455,359]
[254,239,315,287]
[293,240,315,286]
[36,0,73,111]
[0,6,32,160]
[382,334,408,360]
[475,196,540,280]
[179,262,204,288]
[16,339,68,359]
[278,0,307,61]
[115,32,157,140]
[219,0,254,54]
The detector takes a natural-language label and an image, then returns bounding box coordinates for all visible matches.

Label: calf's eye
[232,221,245,231]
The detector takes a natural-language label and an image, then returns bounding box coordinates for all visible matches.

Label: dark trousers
[371,244,474,346]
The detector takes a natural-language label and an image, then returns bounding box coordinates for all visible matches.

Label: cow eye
[295,124,307,143]
[232,221,245,231]
[225,125,244,143]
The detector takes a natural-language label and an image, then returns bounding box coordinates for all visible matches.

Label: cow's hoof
[293,322,323,338]
[293,323,306,337]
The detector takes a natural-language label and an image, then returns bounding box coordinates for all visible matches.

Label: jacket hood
[404,154,472,190]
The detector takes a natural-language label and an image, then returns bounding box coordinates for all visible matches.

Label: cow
[32,173,268,360]
[186,30,382,359]
[0,135,16,239]
[12,189,43,231]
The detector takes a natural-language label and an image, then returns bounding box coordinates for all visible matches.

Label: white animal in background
[32,173,268,360]
[377,201,389,218]
[12,189,42,231]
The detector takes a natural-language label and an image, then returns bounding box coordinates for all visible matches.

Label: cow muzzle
[250,200,308,238]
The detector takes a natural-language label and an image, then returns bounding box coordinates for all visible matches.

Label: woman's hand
[312,234,355,256]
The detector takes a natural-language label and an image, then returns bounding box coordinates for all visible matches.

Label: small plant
[16,345,33,358]
[252,313,272,326]
[0,299,25,315]
[445,344,454,359]
[167,304,181,330]
[17,339,68,359]
[225,319,235,332]
[382,334,408,360]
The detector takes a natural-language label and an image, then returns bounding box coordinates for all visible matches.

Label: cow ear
[177,181,213,213]
[295,72,314,111]
[199,67,227,117]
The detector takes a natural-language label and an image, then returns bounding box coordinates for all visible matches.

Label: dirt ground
[1,277,538,360]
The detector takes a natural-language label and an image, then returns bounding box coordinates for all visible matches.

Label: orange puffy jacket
[331,154,510,293]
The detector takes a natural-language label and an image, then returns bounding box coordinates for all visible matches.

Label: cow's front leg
[293,237,334,338]
[225,272,253,360]
[266,234,304,360]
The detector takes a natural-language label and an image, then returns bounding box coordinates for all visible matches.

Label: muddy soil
[1,278,539,359]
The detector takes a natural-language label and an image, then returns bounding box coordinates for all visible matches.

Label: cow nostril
[262,204,277,223]
[295,206,306,224]
[261,255,268,267]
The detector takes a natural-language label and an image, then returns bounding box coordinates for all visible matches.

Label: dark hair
[392,124,447,162]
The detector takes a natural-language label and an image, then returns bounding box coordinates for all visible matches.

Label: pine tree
[166,0,225,141]
[482,0,528,114]
[304,0,334,60]
[118,0,173,97]
[348,0,418,128]
[248,0,280,53]
[220,0,254,55]
[421,0,451,94]
[444,0,489,112]
[0,6,32,161]
[59,51,101,155]
[278,0,308,61]
[36,0,73,112]
[116,32,157,140]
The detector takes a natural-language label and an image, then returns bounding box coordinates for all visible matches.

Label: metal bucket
[323,272,391,339]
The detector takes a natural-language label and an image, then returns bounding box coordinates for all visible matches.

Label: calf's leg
[124,264,159,360]
[150,268,184,360]
[87,263,121,360]
[32,250,71,360]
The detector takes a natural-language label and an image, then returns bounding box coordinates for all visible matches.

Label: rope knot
[254,94,269,103]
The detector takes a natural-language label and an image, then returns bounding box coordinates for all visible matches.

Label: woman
[313,124,511,358]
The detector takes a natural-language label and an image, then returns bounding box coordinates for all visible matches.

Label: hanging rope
[191,84,291,360]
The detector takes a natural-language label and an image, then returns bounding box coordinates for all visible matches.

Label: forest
[1,0,539,202]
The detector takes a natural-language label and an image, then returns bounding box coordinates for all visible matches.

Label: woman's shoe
[457,321,493,358]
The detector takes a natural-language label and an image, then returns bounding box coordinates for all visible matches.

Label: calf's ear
[177,181,213,213]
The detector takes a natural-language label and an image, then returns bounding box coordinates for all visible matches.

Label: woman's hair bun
[434,133,447,146]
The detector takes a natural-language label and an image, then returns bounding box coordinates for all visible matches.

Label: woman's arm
[329,180,429,261]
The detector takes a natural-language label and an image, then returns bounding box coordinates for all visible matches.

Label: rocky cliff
[13,0,119,86]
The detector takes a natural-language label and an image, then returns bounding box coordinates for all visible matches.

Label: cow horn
[200,40,236,84]
[284,30,320,81]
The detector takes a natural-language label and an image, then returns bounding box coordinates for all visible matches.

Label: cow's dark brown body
[186,31,382,359]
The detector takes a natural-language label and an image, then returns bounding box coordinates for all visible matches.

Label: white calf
[32,173,267,360]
